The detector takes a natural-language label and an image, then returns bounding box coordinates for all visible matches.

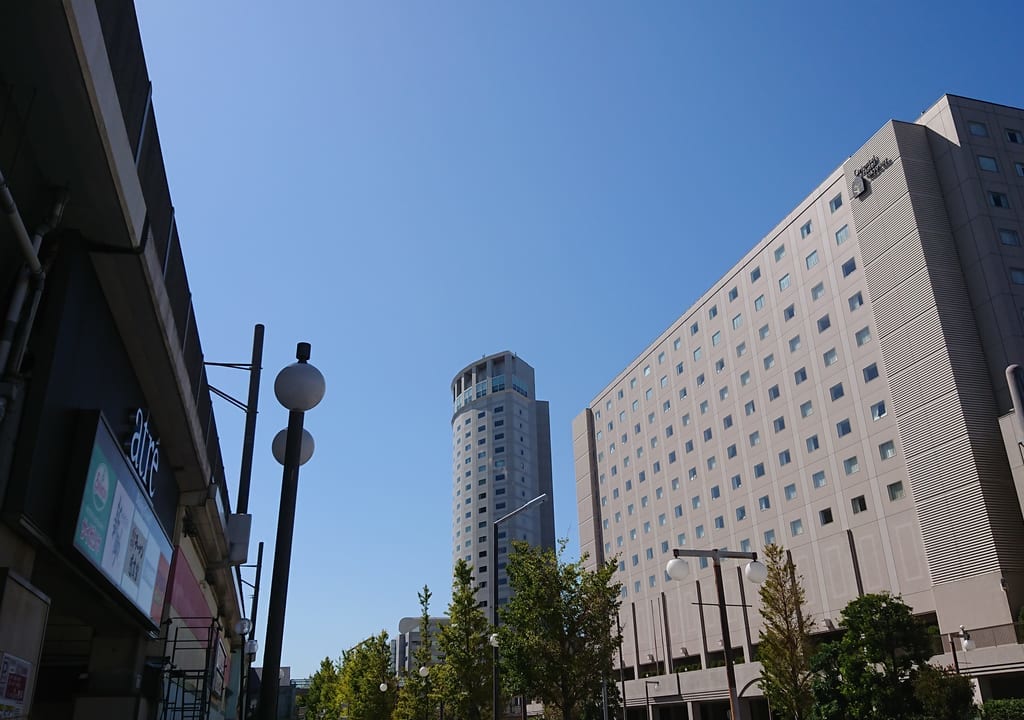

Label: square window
[685,439,694,453]
[736,342,747,358]
[773,416,786,433]
[1000,229,1021,246]
[764,354,775,370]
[835,224,849,245]
[676,362,684,375]
[755,294,766,311]
[703,428,713,442]
[758,495,771,511]
[863,363,879,382]
[732,313,743,330]
[779,273,791,291]
[749,430,760,447]
[759,324,770,340]
[783,304,796,321]
[679,387,688,399]
[715,358,726,374]
[710,485,721,500]
[887,481,905,501]
[800,220,813,238]
[712,330,722,346]
[719,386,729,401]
[817,315,831,333]
[989,191,1011,209]
[806,250,820,269]
[812,282,826,300]
[1017,162,1024,178]
[741,371,751,386]
[823,348,839,366]
[1011,268,1024,285]
[1007,128,1024,143]
[842,258,857,277]
[745,400,756,416]
[658,351,665,365]
[784,483,797,501]
[871,401,887,421]
[674,504,683,517]
[779,449,792,466]
[729,286,739,301]
[692,495,701,509]
[709,304,718,319]
[790,518,804,536]
[855,327,871,346]
[812,470,826,488]
[768,384,781,401]
[727,443,737,458]
[794,367,808,384]
[774,244,786,262]
[644,365,651,377]
[819,508,834,525]
[800,400,813,418]
[731,474,742,489]
[690,322,699,336]
[723,414,734,429]
[754,462,766,478]
[662,399,671,412]
[714,515,725,530]
[978,155,999,172]
[829,193,843,213]
[789,335,801,352]
[849,291,864,310]
[736,506,747,521]
[740,538,751,552]
[851,495,867,513]
[806,434,820,452]
[836,418,852,437]
[843,456,859,475]
[968,121,988,137]
[696,525,705,539]
[673,338,681,351]
[764,528,776,545]
[700,400,709,415]
[751,266,762,282]
[660,375,668,388]
[682,413,691,426]
[829,383,844,401]
[693,346,703,361]
[879,440,896,460]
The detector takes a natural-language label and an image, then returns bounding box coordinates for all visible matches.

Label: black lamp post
[666,549,767,720]
[258,342,325,720]
[643,680,659,720]
[491,493,547,720]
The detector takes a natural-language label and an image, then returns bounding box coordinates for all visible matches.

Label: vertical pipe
[492,522,500,720]
[846,530,865,597]
[950,633,961,674]
[736,566,753,663]
[695,581,709,665]
[237,324,265,514]
[240,542,263,720]
[616,615,626,720]
[660,592,673,676]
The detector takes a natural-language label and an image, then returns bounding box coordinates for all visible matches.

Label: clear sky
[133,0,1022,676]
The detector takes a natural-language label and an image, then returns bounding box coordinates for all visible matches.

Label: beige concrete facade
[575,95,1024,714]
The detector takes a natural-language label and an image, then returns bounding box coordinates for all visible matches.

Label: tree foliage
[394,585,436,720]
[757,543,815,720]
[912,664,976,720]
[301,656,344,720]
[811,592,934,720]
[498,539,622,720]
[435,559,492,720]
[337,632,394,720]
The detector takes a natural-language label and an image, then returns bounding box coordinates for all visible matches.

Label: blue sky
[133,1,1022,676]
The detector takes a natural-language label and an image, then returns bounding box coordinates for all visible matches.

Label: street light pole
[491,493,547,720]
[258,342,325,720]
[666,549,766,720]
[643,680,658,720]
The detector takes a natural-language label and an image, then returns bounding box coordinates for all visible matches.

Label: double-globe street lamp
[491,493,547,720]
[258,342,326,720]
[665,548,766,720]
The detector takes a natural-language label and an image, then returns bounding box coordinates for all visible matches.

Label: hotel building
[451,352,556,610]
[574,95,1024,719]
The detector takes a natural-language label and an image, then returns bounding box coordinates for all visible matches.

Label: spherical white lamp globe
[744,560,768,584]
[379,682,388,693]
[272,428,315,466]
[666,558,691,581]
[275,361,326,412]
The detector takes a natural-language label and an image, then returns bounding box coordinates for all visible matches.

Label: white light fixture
[379,682,388,692]
[234,618,253,636]
[960,625,975,652]
[489,632,499,648]
[666,557,691,581]
[418,666,429,678]
[744,559,768,584]
[271,427,315,465]
[245,638,258,656]
[274,359,326,412]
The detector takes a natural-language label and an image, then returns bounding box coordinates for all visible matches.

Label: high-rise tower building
[451,352,556,609]
[575,94,1024,716]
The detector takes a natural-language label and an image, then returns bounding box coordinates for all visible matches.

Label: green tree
[337,632,395,720]
[811,592,934,720]
[912,664,976,720]
[301,656,344,720]
[395,585,436,720]
[435,559,492,720]
[498,539,622,720]
[757,544,815,720]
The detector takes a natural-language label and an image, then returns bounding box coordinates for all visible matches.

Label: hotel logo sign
[852,155,894,198]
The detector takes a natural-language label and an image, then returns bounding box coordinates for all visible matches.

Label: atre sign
[127,408,160,499]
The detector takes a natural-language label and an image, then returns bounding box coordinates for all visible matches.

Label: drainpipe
[0,167,68,421]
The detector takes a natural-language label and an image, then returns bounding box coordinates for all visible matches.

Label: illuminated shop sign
[73,414,173,627]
